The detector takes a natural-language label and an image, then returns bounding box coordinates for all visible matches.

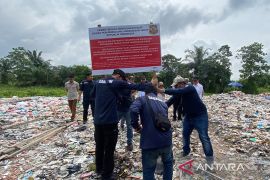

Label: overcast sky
[1,0,270,80]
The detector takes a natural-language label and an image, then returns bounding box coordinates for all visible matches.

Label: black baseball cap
[112,69,126,80]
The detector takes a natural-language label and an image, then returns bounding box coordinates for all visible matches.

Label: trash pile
[0,92,269,179]
[205,92,270,157]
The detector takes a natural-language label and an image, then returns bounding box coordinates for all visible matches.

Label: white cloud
[0,0,270,80]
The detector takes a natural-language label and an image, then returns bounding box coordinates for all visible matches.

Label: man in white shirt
[65,74,80,121]
[192,77,204,99]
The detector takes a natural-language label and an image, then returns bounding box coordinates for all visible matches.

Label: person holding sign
[90,69,152,180]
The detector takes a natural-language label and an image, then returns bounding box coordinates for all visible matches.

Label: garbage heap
[0,93,269,179]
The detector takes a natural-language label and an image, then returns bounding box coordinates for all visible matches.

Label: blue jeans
[142,146,173,180]
[117,111,133,145]
[183,113,214,160]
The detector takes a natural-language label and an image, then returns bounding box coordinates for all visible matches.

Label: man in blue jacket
[130,84,173,180]
[115,73,134,151]
[90,69,146,180]
[78,72,95,124]
[157,76,214,165]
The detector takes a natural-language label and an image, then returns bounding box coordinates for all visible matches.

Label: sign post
[89,23,162,75]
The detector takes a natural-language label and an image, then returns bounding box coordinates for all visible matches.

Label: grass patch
[0,85,66,98]
[257,86,270,94]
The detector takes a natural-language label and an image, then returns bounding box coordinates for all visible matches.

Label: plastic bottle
[257,121,263,129]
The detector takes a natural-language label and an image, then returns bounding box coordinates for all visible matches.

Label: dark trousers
[95,123,118,179]
[173,101,183,120]
[83,100,95,122]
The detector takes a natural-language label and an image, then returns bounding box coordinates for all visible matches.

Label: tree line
[0,42,269,94]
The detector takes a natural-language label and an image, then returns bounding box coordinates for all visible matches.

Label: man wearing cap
[78,72,95,124]
[90,69,147,180]
[169,76,183,121]
[157,76,214,165]
[192,77,204,99]
[65,74,80,121]
[114,72,134,151]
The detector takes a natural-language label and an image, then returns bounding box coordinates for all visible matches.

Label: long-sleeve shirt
[165,85,207,117]
[130,93,172,150]
[117,86,132,113]
[90,77,145,125]
[79,79,95,101]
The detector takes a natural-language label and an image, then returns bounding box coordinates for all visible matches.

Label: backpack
[145,96,171,132]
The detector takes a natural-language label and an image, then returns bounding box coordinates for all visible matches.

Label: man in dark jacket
[78,72,95,124]
[130,84,173,180]
[115,75,134,151]
[90,69,146,180]
[171,94,183,121]
[168,76,183,121]
[157,76,214,165]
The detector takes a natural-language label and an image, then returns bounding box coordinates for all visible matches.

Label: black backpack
[145,95,171,132]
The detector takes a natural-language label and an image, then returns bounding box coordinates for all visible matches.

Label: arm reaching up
[151,71,158,87]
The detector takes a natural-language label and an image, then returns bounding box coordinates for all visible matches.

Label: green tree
[237,42,270,93]
[159,54,181,87]
[2,47,54,86]
[201,45,232,92]
[0,58,15,84]
[26,50,52,85]
[26,50,43,67]
[184,46,210,76]
[71,65,92,82]
[5,47,34,86]
[237,42,269,79]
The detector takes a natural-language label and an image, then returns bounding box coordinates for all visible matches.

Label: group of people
[64,69,213,180]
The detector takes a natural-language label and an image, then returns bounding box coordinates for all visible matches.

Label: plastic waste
[67,163,81,175]
[22,170,33,180]
[257,121,264,129]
